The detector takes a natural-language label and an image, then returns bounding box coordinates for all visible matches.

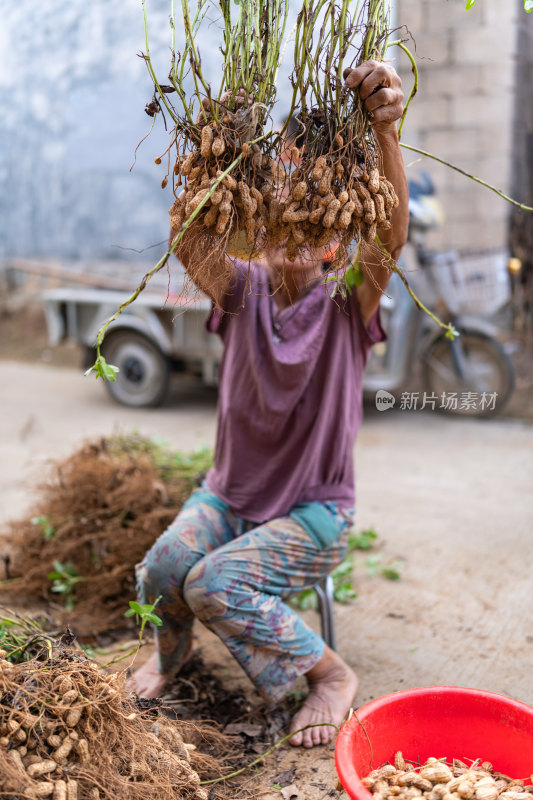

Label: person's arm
[343,61,410,326]
[171,214,231,308]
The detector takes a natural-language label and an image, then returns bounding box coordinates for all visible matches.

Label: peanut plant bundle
[143,0,291,278]
[0,648,229,800]
[363,753,533,800]
[145,0,396,272]
[277,0,398,268]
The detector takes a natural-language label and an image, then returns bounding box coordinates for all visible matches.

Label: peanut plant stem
[91,152,245,360]
[199,723,339,785]
[375,237,458,338]
[400,142,533,213]
[387,40,418,140]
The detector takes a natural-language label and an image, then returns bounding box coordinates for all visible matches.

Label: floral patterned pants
[135,486,354,703]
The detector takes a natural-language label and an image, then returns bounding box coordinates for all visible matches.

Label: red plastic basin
[335,687,533,800]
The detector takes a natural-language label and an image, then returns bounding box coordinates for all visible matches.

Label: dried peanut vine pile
[363,753,533,800]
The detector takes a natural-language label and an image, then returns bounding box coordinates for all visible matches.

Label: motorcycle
[363,173,516,417]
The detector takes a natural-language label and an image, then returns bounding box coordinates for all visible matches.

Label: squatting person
[131,60,409,748]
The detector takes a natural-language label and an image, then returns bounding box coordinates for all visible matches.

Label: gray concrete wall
[396,0,519,252]
[0,2,298,265]
[0,2,172,263]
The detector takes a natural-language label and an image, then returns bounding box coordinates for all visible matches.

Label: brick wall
[395,0,519,251]
[510,4,533,272]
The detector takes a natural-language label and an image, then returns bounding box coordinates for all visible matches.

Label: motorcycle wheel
[101,331,170,408]
[423,330,515,417]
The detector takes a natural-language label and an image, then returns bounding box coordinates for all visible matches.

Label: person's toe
[289,730,303,747]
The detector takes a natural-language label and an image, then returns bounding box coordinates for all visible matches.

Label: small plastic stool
[314,575,336,651]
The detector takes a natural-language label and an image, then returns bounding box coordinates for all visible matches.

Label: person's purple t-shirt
[205,262,387,523]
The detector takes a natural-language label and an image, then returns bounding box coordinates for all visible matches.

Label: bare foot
[288,646,358,748]
[128,651,170,699]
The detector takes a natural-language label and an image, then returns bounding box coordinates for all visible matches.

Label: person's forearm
[171,220,231,307]
[375,125,409,261]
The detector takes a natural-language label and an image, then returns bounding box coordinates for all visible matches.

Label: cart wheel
[101,331,170,407]
[423,330,514,417]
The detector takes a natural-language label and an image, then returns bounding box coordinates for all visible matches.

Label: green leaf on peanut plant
[465,0,477,8]
[345,264,364,291]
[85,355,119,382]
[382,566,402,581]
[445,325,460,341]
[525,0,533,11]
[348,527,378,551]
[31,515,56,541]
[125,597,162,625]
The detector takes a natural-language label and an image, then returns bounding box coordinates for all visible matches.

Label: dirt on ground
[1,294,533,799]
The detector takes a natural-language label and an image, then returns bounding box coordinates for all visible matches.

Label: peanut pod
[189,188,210,214]
[27,759,57,778]
[52,737,74,764]
[77,738,90,765]
[323,198,341,229]
[372,193,386,224]
[212,136,225,157]
[200,125,214,158]
[292,181,307,202]
[216,211,230,235]
[61,689,78,706]
[318,192,335,208]
[363,198,376,224]
[55,677,73,696]
[337,201,356,229]
[355,182,371,202]
[316,228,335,248]
[67,780,78,800]
[64,708,82,728]
[216,171,237,192]
[317,167,333,196]
[311,156,328,182]
[54,780,67,800]
[32,782,55,797]
[309,206,326,225]
[180,151,196,176]
[283,209,309,224]
[368,167,380,193]
[349,190,364,217]
[8,749,25,769]
[47,734,62,749]
[238,182,257,219]
[204,205,219,227]
[250,186,263,206]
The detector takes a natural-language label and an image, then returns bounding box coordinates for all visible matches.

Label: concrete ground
[1,359,533,797]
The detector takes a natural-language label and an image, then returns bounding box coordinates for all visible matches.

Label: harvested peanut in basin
[362,754,533,800]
